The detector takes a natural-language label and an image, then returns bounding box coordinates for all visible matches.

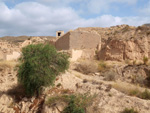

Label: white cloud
[0,1,149,37]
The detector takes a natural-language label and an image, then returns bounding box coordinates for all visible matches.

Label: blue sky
[0,0,150,36]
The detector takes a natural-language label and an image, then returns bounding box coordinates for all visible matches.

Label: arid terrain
[0,24,150,113]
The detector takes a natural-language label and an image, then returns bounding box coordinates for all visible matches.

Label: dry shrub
[121,108,138,113]
[98,60,109,72]
[75,60,98,74]
[103,71,117,81]
[125,59,131,65]
[46,93,97,113]
[113,82,150,100]
[112,82,142,95]
[131,74,145,86]
[0,60,17,69]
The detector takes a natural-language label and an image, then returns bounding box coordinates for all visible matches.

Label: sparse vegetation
[98,60,108,72]
[17,44,69,96]
[63,93,97,113]
[46,93,97,113]
[121,108,138,113]
[46,95,70,106]
[113,82,150,100]
[129,88,141,96]
[129,88,150,100]
[143,56,148,65]
[75,60,98,74]
[103,71,117,81]
[131,74,145,86]
[139,89,150,100]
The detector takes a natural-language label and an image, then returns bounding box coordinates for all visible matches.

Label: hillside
[0,36,56,44]
[0,25,150,113]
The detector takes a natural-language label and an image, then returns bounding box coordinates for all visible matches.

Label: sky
[0,0,150,36]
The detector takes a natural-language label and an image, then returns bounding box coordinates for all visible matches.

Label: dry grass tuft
[75,60,98,75]
[112,82,142,95]
[112,81,150,100]
[98,60,110,72]
[0,60,17,69]
[103,71,117,81]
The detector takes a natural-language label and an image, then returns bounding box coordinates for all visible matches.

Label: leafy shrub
[63,93,96,113]
[62,95,85,113]
[121,108,138,113]
[17,44,69,96]
[46,93,96,113]
[75,60,98,74]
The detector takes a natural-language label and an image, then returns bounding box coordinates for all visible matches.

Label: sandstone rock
[76,25,150,61]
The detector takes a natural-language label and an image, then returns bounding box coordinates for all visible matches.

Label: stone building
[56,30,64,38]
[55,30,101,61]
[55,30,101,50]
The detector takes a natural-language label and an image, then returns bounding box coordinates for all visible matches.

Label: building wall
[55,31,101,50]
[55,32,70,50]
[70,49,83,62]
[69,31,100,49]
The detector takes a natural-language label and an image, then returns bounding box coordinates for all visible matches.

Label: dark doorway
[58,32,61,36]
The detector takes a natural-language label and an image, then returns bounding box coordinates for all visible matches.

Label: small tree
[17,44,69,96]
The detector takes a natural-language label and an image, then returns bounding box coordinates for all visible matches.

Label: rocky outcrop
[21,37,48,48]
[0,40,20,61]
[77,25,150,61]
[98,36,149,61]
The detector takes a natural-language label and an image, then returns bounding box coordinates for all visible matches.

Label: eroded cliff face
[77,25,150,61]
[99,36,149,61]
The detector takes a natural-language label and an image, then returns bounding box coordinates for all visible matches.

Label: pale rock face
[21,37,46,48]
[77,25,150,61]
[98,37,149,61]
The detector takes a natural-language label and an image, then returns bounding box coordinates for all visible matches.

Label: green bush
[62,95,85,113]
[17,44,69,96]
[46,93,96,113]
[62,93,96,113]
[121,108,138,113]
